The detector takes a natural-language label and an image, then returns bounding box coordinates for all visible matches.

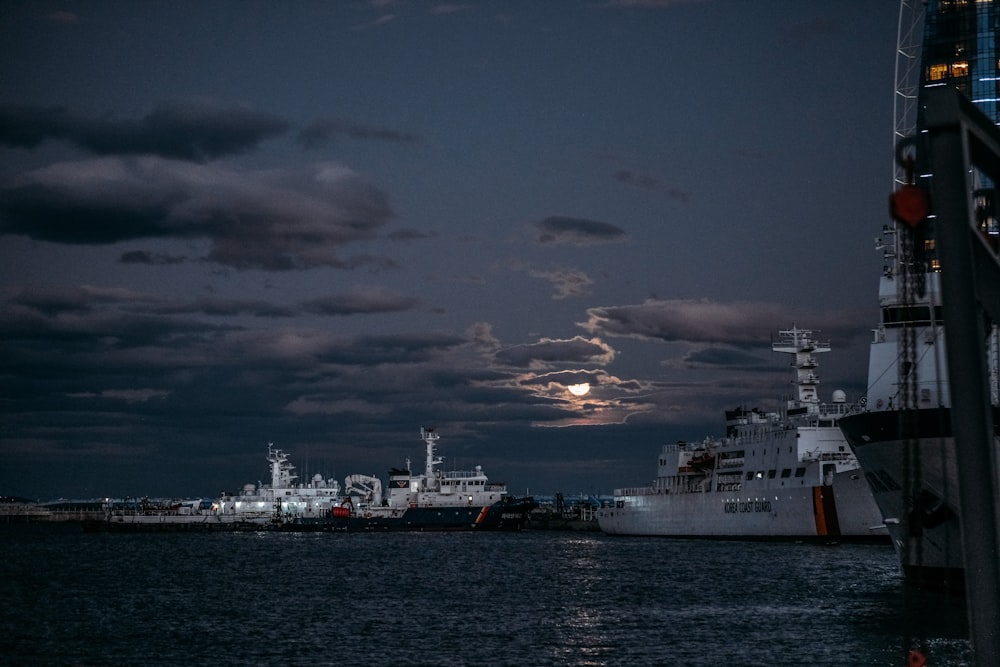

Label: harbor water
[0,524,973,666]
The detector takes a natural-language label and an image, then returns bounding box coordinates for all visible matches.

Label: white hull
[842,267,979,587]
[840,408,968,587]
[599,328,888,542]
[598,469,885,540]
[105,513,270,527]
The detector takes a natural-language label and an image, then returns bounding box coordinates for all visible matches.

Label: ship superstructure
[216,443,343,525]
[837,0,1000,590]
[598,327,887,541]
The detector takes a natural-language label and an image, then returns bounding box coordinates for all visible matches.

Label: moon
[567,383,590,397]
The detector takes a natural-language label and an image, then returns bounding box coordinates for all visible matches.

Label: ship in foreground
[836,224,987,589]
[597,326,889,543]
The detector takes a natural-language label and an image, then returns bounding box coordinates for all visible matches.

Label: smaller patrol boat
[338,427,537,531]
[216,443,345,531]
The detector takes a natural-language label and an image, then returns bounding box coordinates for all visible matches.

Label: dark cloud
[614,169,658,191]
[532,216,627,246]
[494,336,615,368]
[0,158,394,270]
[146,297,296,319]
[388,228,436,242]
[301,287,418,315]
[297,118,421,148]
[581,299,871,351]
[581,299,795,345]
[6,284,154,317]
[683,347,767,367]
[526,267,594,300]
[0,102,289,161]
[614,170,690,202]
[119,250,186,265]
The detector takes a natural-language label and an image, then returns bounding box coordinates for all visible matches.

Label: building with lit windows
[920,0,1000,125]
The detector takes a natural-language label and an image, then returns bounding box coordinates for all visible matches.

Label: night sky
[1,1,901,500]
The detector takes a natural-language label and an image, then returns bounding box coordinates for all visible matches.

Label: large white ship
[597,327,888,542]
[836,0,1000,592]
[837,254,976,588]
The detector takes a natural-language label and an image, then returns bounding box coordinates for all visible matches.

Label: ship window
[756,471,764,479]
[794,468,806,477]
[745,472,754,481]
[768,470,776,479]
[780,469,791,478]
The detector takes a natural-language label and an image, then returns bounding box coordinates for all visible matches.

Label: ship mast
[772,326,829,414]
[421,427,443,480]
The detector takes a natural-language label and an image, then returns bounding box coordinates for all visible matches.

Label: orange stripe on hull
[474,506,490,524]
[813,486,828,536]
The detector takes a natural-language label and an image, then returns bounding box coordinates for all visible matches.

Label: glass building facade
[916,0,1000,255]
[920,0,1000,124]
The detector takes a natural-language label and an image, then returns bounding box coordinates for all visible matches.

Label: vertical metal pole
[925,92,1000,662]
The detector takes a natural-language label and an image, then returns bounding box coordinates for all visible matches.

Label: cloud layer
[0,102,288,161]
[1,158,393,269]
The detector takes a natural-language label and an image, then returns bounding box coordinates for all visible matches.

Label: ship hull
[345,498,537,532]
[82,515,275,533]
[839,408,971,589]
[597,471,887,543]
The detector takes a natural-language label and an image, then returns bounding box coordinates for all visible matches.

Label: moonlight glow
[567,383,591,397]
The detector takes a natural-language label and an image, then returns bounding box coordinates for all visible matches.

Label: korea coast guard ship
[338,427,537,531]
[597,327,889,542]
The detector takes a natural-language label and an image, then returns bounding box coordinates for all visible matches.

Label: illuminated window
[929,63,949,81]
[952,61,969,77]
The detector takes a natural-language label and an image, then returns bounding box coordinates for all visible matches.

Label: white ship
[835,0,1000,592]
[88,444,345,531]
[837,225,994,589]
[216,443,344,528]
[597,327,889,542]
[338,428,536,531]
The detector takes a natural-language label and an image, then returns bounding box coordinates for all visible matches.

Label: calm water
[0,524,973,666]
